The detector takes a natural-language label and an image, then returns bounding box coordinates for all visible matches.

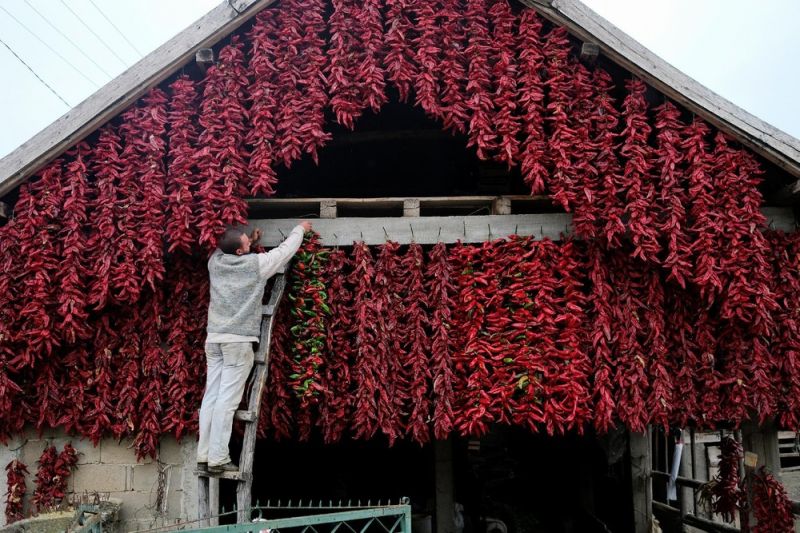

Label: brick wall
[0,428,198,531]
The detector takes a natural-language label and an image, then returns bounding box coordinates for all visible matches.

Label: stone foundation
[0,428,197,531]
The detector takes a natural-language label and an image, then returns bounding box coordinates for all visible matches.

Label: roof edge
[0,0,277,198]
[521,0,800,179]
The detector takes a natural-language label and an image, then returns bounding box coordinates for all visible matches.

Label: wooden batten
[0,201,8,220]
[579,42,600,64]
[195,48,215,74]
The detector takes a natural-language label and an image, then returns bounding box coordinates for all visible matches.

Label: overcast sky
[0,0,797,161]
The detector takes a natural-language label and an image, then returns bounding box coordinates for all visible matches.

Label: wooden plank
[198,477,210,526]
[251,214,572,246]
[629,429,653,533]
[403,199,420,217]
[250,207,794,246]
[652,501,739,533]
[518,0,800,179]
[320,200,337,219]
[0,0,278,198]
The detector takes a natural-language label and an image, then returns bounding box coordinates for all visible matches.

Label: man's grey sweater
[206,251,268,338]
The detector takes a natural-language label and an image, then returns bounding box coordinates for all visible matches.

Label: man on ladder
[197,220,311,474]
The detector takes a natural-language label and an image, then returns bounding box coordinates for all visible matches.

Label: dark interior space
[220,428,633,533]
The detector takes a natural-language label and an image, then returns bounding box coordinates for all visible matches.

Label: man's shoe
[208,461,239,473]
[197,462,208,472]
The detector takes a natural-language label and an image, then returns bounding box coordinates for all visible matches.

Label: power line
[0,4,101,88]
[22,0,114,79]
[87,0,143,58]
[58,0,128,67]
[0,36,71,108]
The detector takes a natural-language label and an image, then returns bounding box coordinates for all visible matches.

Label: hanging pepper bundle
[587,244,616,432]
[664,287,700,428]
[705,436,744,522]
[542,27,578,211]
[287,232,330,440]
[590,69,626,246]
[426,242,456,439]
[5,459,27,523]
[160,256,196,441]
[750,466,795,533]
[317,249,354,443]
[83,315,117,444]
[653,102,692,287]
[195,36,250,247]
[620,79,661,264]
[769,231,800,428]
[110,307,143,439]
[87,126,124,309]
[355,0,387,115]
[412,0,443,119]
[516,10,548,195]
[383,0,417,103]
[372,241,406,445]
[438,0,469,134]
[32,445,59,512]
[51,444,78,503]
[567,63,600,237]
[489,0,520,166]
[349,242,382,439]
[165,76,200,253]
[57,144,92,344]
[402,242,432,444]
[643,269,672,428]
[14,162,65,369]
[464,0,497,160]
[262,300,296,440]
[133,291,165,459]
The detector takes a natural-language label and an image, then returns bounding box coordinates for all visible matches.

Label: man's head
[219,227,251,255]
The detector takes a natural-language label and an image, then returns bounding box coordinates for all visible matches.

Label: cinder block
[132,464,159,493]
[20,439,48,471]
[158,437,185,465]
[115,490,155,523]
[100,438,150,465]
[67,438,101,465]
[167,487,183,519]
[72,464,127,492]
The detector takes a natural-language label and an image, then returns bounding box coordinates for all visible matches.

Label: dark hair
[219,228,246,254]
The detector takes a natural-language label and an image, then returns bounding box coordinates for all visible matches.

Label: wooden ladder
[197,267,288,525]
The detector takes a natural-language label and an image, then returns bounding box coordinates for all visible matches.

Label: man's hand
[249,228,262,244]
[299,220,312,232]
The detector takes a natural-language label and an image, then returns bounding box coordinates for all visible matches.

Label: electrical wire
[22,0,114,79]
[87,0,143,58]
[0,5,101,88]
[0,36,71,108]
[58,0,128,67]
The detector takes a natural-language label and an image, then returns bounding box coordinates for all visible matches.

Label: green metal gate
[151,498,413,533]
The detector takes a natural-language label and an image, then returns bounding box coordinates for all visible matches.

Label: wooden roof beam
[519,0,800,181]
[0,0,277,199]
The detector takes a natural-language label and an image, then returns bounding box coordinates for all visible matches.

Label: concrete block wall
[0,428,198,531]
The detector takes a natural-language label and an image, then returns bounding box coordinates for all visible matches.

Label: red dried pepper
[489,0,520,166]
[587,243,616,433]
[517,10,548,195]
[196,36,250,247]
[439,0,469,134]
[706,436,744,522]
[32,445,58,512]
[464,0,497,160]
[412,0,444,119]
[5,459,27,523]
[165,76,200,253]
[750,466,795,533]
[426,242,457,439]
[317,249,354,443]
[384,0,417,103]
[133,290,164,459]
[403,242,432,444]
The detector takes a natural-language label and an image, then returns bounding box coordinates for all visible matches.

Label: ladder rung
[195,470,252,481]
[276,265,286,274]
[263,304,276,316]
[234,410,256,422]
[254,351,266,364]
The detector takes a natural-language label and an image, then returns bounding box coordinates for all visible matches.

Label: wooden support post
[435,438,455,533]
[678,430,692,532]
[209,478,219,526]
[403,199,420,217]
[320,200,337,219]
[629,429,652,533]
[195,48,215,74]
[580,42,600,64]
[491,197,511,215]
[198,477,210,527]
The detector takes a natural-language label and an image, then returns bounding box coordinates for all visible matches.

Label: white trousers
[197,342,254,467]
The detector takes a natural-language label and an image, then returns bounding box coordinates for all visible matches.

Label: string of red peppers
[4,459,27,523]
